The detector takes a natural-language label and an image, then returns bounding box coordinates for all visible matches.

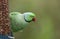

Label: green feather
[9,12,36,32]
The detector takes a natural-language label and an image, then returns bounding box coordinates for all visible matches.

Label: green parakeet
[9,12,36,32]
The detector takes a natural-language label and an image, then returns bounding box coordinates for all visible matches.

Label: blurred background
[9,0,60,39]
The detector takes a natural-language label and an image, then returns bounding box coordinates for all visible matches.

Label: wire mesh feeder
[0,0,14,39]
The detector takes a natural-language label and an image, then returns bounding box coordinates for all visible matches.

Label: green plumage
[9,12,36,32]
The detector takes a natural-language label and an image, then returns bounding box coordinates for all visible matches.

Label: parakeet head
[24,12,36,23]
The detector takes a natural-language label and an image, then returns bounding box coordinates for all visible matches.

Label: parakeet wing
[10,19,23,32]
[9,12,25,32]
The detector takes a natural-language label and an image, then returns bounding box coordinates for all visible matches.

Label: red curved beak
[32,17,36,22]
